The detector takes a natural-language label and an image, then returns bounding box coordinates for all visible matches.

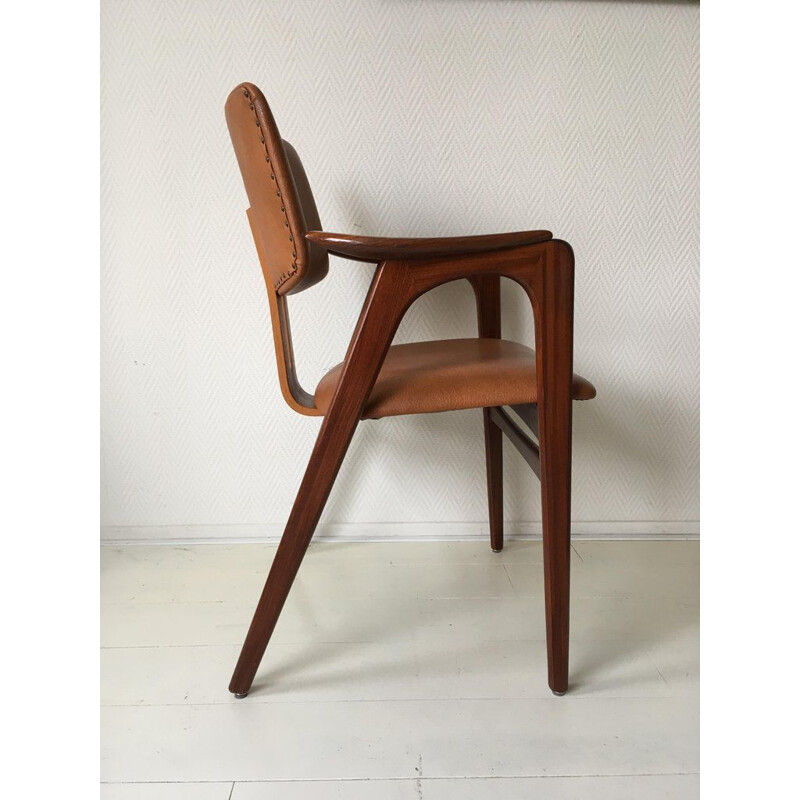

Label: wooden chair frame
[229,236,576,697]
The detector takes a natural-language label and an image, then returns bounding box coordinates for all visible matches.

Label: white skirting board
[101,521,699,545]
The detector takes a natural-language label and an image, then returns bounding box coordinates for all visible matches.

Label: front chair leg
[228,409,358,697]
[229,263,412,697]
[530,240,575,696]
[538,403,572,695]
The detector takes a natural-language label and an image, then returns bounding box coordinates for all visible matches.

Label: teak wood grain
[305,230,553,262]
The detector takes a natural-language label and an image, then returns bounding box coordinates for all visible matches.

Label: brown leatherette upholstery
[315,338,596,419]
[225,83,328,295]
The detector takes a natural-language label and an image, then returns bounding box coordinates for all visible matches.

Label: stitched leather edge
[241,86,298,290]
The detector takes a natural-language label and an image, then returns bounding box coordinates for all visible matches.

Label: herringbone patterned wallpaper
[100,0,699,534]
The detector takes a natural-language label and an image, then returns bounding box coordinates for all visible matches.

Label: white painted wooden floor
[100,540,699,799]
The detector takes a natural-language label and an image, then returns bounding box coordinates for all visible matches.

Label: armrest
[305,230,553,263]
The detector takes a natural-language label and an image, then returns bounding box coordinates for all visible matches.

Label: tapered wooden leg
[228,413,358,696]
[468,275,503,553]
[538,411,572,695]
[482,408,504,552]
[531,241,575,696]
[229,264,412,696]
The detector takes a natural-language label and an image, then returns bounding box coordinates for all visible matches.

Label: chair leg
[468,276,503,554]
[482,407,504,552]
[229,262,411,697]
[227,413,358,697]
[533,240,575,696]
[538,406,572,695]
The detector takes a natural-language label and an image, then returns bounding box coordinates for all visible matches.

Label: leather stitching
[242,87,297,289]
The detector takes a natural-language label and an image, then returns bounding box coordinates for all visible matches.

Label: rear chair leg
[469,275,503,554]
[482,407,504,552]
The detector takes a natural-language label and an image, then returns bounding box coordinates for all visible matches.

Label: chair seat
[315,338,596,419]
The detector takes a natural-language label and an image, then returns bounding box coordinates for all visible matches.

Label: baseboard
[101,520,699,545]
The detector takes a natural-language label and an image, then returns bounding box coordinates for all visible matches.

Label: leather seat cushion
[315,338,596,419]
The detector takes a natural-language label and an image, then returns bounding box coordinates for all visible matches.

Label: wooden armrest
[305,230,553,263]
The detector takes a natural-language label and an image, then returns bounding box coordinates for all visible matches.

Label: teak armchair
[225,82,596,697]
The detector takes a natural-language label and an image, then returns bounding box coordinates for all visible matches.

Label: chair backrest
[225,82,328,295]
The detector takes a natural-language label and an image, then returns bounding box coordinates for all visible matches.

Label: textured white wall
[100,0,699,536]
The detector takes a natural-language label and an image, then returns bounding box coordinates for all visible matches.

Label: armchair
[225,82,596,698]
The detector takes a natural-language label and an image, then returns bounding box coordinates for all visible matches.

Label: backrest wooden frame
[246,209,320,416]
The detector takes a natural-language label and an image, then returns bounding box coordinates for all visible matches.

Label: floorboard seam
[99,773,700,784]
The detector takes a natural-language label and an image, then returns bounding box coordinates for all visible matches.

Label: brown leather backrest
[225,83,328,295]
